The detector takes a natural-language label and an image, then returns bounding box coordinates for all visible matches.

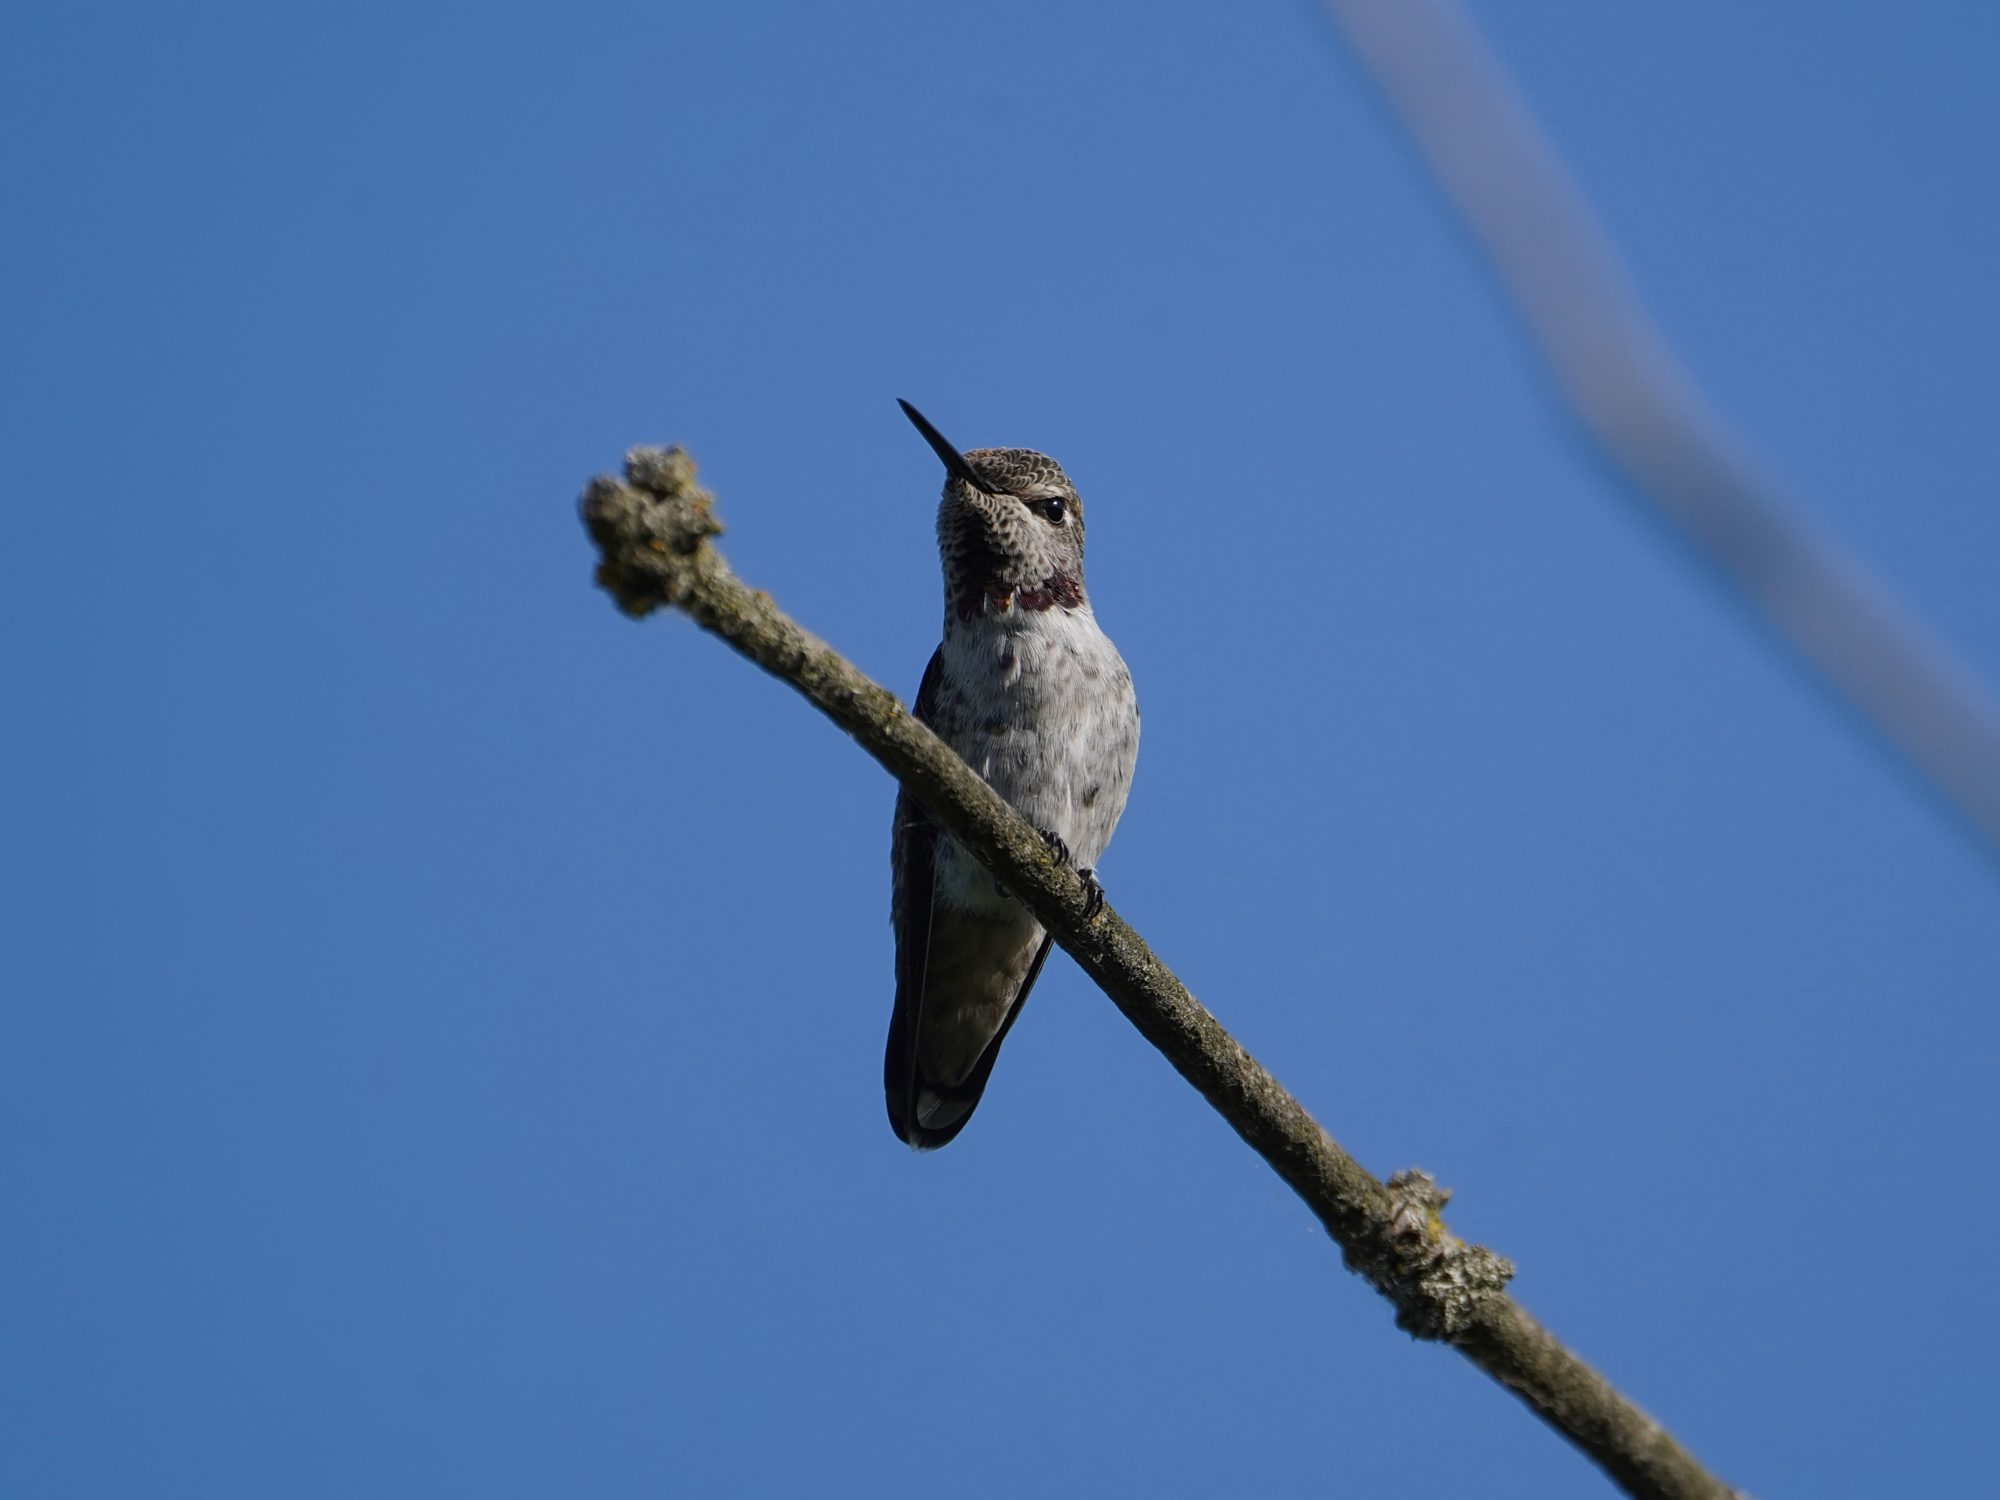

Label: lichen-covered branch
[579,447,1741,1500]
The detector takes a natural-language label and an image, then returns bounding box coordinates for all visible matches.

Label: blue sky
[4,3,1996,1495]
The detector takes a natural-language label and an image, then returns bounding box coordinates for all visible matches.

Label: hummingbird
[886,400,1140,1149]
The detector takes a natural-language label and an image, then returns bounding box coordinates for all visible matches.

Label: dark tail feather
[885,936,1052,1150]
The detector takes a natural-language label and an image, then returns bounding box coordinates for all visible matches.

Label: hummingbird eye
[1029,496,1068,525]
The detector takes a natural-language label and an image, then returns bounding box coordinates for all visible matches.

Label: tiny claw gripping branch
[1077,868,1106,921]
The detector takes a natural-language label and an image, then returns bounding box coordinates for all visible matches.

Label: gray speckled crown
[963,447,1072,496]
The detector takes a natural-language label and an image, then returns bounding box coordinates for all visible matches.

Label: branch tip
[579,449,726,617]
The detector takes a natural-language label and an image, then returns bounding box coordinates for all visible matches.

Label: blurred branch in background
[579,449,1741,1500]
[1320,0,2000,866]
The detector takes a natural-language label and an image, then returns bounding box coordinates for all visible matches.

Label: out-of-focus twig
[1320,0,2000,864]
[579,447,1743,1500]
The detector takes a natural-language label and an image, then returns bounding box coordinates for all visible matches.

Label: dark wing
[884,650,1054,1150]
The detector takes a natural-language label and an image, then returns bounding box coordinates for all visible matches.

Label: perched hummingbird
[886,400,1140,1149]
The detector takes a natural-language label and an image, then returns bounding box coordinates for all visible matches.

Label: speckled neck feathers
[937,447,1089,627]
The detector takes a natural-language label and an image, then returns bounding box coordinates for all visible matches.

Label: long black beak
[898,399,999,495]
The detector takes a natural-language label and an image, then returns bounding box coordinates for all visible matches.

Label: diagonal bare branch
[1321,0,2000,866]
[579,447,1743,1500]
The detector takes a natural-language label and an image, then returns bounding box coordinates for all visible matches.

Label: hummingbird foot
[1036,833,1104,916]
[994,831,1070,899]
[1077,867,1105,920]
[992,833,1100,915]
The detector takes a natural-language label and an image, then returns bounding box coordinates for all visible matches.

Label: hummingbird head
[898,399,1088,624]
